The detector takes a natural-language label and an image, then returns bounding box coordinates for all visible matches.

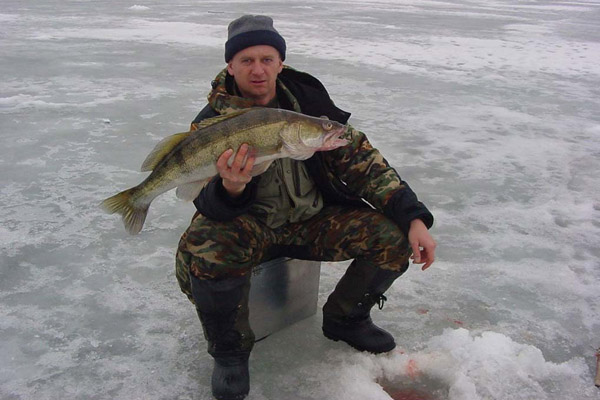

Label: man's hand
[216,143,256,198]
[408,219,436,270]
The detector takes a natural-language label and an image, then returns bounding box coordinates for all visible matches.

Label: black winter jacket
[191,68,433,236]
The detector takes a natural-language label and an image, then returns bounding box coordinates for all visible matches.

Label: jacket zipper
[292,161,301,196]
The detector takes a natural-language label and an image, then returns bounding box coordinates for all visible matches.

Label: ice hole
[378,374,449,400]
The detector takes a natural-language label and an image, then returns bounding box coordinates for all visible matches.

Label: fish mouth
[320,127,350,151]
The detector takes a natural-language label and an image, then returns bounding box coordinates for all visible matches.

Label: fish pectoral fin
[141,132,191,172]
[175,179,210,201]
[288,152,315,161]
[250,160,275,177]
[282,141,314,160]
[249,145,284,176]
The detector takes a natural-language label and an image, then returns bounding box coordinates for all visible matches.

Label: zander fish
[101,107,349,235]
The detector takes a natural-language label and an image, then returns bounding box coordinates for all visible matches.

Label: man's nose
[250,62,264,75]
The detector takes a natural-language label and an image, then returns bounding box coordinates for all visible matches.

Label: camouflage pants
[175,206,412,302]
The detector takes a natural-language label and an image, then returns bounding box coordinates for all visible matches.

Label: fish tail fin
[100,188,149,235]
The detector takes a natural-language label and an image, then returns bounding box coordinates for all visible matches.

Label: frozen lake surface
[1,0,599,399]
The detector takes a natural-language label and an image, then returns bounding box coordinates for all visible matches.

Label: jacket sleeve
[383,181,434,238]
[324,125,434,236]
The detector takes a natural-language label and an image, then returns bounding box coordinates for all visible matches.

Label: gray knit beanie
[225,15,286,62]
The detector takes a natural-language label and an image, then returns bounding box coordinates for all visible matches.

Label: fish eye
[323,121,333,131]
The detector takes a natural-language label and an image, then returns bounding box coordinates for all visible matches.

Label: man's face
[227,45,283,106]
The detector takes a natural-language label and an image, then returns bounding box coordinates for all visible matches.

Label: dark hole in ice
[378,375,449,400]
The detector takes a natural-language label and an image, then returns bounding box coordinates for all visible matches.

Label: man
[175,15,436,400]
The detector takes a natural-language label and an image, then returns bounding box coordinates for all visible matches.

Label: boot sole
[213,395,247,400]
[322,329,395,354]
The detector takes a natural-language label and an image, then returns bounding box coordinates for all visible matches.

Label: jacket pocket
[293,161,315,197]
[256,163,283,199]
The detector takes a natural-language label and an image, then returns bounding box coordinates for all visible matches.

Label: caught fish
[101,107,349,234]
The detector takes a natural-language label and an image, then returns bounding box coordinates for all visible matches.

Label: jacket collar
[207,66,351,124]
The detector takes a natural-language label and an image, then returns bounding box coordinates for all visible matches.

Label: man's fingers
[217,145,257,180]
[422,242,436,270]
[416,243,436,270]
[243,150,256,174]
[411,242,421,263]
[423,257,434,270]
[408,221,436,270]
[216,148,234,171]
[236,145,256,174]
[229,144,248,172]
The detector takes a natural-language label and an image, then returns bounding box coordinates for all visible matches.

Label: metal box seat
[248,258,321,340]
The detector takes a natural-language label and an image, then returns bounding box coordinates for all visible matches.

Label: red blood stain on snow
[380,357,440,400]
[406,359,421,379]
[444,317,464,326]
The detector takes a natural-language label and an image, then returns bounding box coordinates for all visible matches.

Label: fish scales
[181,113,285,169]
[101,108,349,234]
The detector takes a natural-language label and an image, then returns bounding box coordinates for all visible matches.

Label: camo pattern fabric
[199,66,405,214]
[176,66,419,302]
[205,67,303,116]
[176,206,412,303]
[321,125,405,210]
[206,69,255,116]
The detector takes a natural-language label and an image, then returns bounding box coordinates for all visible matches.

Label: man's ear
[227,62,234,76]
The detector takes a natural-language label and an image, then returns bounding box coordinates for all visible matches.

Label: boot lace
[357,293,387,310]
[375,294,387,310]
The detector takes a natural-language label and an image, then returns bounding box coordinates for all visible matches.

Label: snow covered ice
[1,0,600,399]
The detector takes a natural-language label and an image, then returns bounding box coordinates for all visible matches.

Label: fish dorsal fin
[140,131,191,172]
[140,108,260,172]
[196,108,255,130]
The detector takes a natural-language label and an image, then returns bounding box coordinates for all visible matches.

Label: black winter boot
[322,260,406,354]
[190,274,255,400]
